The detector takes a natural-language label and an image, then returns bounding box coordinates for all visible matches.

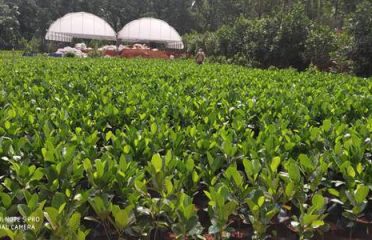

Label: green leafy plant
[0,55,371,239]
[171,193,203,239]
[204,184,238,239]
[290,193,328,240]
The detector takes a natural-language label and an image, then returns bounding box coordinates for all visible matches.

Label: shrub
[329,31,354,74]
[182,3,372,76]
[215,24,237,57]
[184,4,311,70]
[304,24,337,70]
[348,1,372,77]
[241,18,276,68]
[19,36,42,54]
[183,32,205,54]
[270,4,310,69]
[204,32,219,56]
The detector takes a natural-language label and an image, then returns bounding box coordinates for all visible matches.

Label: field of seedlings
[0,56,371,240]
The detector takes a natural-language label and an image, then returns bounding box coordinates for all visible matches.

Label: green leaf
[27,194,39,210]
[287,161,301,182]
[246,199,258,214]
[190,126,197,137]
[270,156,281,172]
[328,188,339,197]
[114,205,133,229]
[41,147,55,163]
[322,119,332,132]
[266,208,279,219]
[223,201,237,220]
[303,214,318,225]
[150,123,158,134]
[140,113,147,120]
[8,108,16,118]
[311,194,325,212]
[310,127,320,140]
[243,158,261,181]
[123,145,131,154]
[207,151,223,173]
[4,121,11,130]
[114,209,129,229]
[225,165,242,186]
[87,131,98,145]
[30,168,44,181]
[257,196,265,207]
[285,181,296,198]
[95,159,105,178]
[299,154,313,171]
[354,184,369,204]
[165,178,173,194]
[28,114,35,124]
[68,213,81,231]
[52,192,66,209]
[119,155,127,172]
[17,204,30,218]
[165,150,172,166]
[105,131,113,141]
[356,163,363,175]
[183,204,195,220]
[186,158,194,172]
[232,170,243,187]
[77,229,88,240]
[135,179,147,193]
[83,158,92,171]
[44,207,59,230]
[0,192,11,208]
[311,220,324,228]
[222,140,236,156]
[347,166,356,178]
[151,153,163,173]
[29,208,44,233]
[192,170,199,183]
[0,228,15,239]
[89,196,109,217]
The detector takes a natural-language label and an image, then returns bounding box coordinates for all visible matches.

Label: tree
[270,4,311,69]
[304,24,337,70]
[5,0,40,40]
[348,0,372,77]
[0,0,19,49]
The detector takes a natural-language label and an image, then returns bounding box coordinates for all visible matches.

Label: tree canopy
[0,0,370,76]
[0,0,366,43]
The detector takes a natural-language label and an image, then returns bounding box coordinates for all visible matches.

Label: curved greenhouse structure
[45,12,116,42]
[118,17,184,49]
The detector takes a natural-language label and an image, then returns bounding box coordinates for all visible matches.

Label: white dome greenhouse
[118,17,184,49]
[45,12,116,42]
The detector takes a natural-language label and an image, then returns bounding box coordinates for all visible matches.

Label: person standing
[195,48,206,65]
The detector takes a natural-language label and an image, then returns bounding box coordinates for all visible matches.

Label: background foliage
[184,1,372,76]
[0,0,371,75]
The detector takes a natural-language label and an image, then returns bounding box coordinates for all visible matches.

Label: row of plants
[0,56,371,239]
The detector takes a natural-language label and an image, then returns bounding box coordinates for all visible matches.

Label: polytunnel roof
[118,17,184,49]
[45,12,116,42]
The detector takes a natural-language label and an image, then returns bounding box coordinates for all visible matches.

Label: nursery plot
[0,56,371,239]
